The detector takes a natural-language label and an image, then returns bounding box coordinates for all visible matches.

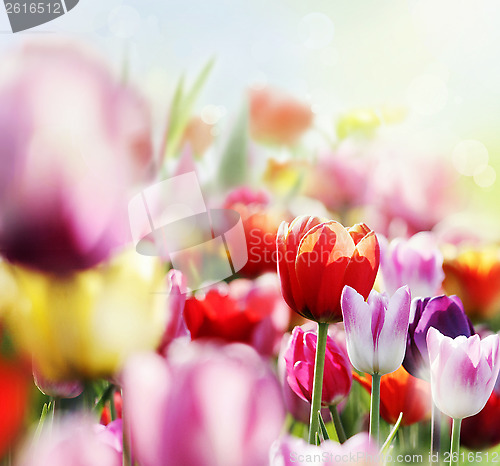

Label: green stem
[329,404,347,443]
[369,373,381,445]
[450,418,462,466]
[109,387,117,422]
[308,322,329,444]
[122,389,131,466]
[431,402,441,456]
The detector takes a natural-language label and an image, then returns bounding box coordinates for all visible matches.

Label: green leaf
[217,104,249,189]
[315,431,321,446]
[380,412,403,456]
[33,403,50,443]
[318,410,330,441]
[164,59,215,161]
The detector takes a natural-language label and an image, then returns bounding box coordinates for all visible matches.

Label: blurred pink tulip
[18,416,122,466]
[303,148,370,212]
[427,328,500,419]
[157,270,190,356]
[0,41,153,272]
[342,286,411,375]
[284,325,352,406]
[122,343,285,466]
[379,232,444,298]
[270,433,380,465]
[365,148,459,237]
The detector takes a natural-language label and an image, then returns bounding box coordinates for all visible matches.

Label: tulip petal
[376,286,411,375]
[296,222,355,321]
[343,231,380,301]
[341,286,375,373]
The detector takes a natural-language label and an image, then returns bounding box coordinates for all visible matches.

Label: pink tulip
[122,343,285,466]
[426,328,500,419]
[278,332,331,424]
[341,286,411,375]
[18,416,122,466]
[0,41,153,273]
[157,270,190,356]
[270,433,380,465]
[284,325,352,406]
[379,232,444,298]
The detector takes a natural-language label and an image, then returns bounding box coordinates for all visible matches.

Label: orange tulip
[354,366,431,426]
[442,247,500,320]
[249,87,313,145]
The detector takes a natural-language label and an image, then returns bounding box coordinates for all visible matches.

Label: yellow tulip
[2,251,168,380]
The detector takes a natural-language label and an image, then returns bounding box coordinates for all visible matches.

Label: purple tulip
[270,433,380,465]
[403,295,474,381]
[283,325,352,407]
[122,342,285,466]
[341,285,411,375]
[379,232,444,299]
[427,328,500,419]
[18,415,122,466]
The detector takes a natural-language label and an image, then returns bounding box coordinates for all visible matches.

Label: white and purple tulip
[427,328,500,419]
[341,285,411,375]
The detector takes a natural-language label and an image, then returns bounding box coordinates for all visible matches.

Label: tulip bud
[427,328,500,419]
[341,285,411,375]
[277,217,380,323]
[284,325,352,406]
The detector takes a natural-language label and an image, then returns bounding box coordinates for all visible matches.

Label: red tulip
[277,217,380,322]
[183,275,290,356]
[100,391,123,426]
[354,366,431,426]
[0,356,30,458]
[224,187,287,278]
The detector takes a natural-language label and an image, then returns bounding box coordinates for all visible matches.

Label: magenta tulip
[284,325,352,406]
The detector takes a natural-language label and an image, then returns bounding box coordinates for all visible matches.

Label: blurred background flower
[2,251,167,380]
[0,41,153,273]
[123,343,285,466]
